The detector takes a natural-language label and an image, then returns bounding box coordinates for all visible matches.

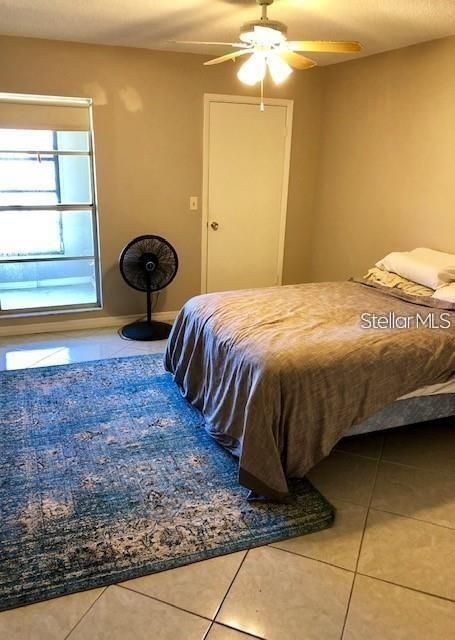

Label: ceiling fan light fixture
[237,52,266,85]
[239,23,286,46]
[267,53,293,84]
[176,0,363,95]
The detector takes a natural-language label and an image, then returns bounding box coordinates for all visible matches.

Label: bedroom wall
[309,35,455,282]
[0,34,324,331]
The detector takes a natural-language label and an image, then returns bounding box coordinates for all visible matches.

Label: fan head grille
[119,235,178,292]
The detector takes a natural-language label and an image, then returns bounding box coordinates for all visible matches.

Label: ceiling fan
[172,0,362,87]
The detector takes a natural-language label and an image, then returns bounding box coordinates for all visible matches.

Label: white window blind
[0,94,90,131]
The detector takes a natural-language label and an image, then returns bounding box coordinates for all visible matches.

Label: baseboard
[0,311,178,337]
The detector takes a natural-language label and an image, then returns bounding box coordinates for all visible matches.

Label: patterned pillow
[363,267,434,296]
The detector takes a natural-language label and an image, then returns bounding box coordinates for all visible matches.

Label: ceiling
[1,0,455,66]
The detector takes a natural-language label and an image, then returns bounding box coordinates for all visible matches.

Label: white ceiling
[1,0,455,66]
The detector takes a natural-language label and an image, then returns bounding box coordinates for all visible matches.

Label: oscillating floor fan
[119,235,178,341]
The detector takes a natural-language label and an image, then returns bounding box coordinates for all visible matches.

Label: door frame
[201,93,294,293]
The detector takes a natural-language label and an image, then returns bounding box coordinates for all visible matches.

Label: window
[0,94,101,315]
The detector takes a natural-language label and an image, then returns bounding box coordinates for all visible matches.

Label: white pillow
[412,247,455,267]
[376,248,455,290]
[433,283,455,303]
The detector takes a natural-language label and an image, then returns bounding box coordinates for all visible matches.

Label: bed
[164,280,455,499]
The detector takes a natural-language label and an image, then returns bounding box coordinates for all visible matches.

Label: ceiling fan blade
[280,51,316,70]
[287,40,362,53]
[170,40,247,48]
[204,50,251,66]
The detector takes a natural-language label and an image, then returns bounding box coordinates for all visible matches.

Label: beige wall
[310,35,455,282]
[3,33,454,330]
[0,35,323,330]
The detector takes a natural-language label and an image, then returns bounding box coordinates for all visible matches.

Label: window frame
[0,95,102,318]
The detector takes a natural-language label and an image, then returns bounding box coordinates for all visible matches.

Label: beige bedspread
[164,282,455,499]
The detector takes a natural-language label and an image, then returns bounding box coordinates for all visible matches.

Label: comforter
[164,282,455,499]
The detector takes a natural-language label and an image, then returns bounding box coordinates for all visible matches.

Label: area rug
[0,354,334,611]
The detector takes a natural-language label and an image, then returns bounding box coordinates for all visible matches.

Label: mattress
[399,378,455,399]
[348,390,455,436]
[347,379,455,437]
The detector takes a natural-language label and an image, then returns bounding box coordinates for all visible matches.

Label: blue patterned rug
[0,354,334,611]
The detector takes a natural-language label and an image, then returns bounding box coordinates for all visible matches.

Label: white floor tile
[206,623,260,640]
[0,345,66,371]
[0,329,166,368]
[115,341,167,357]
[372,461,455,529]
[0,332,68,348]
[307,451,378,506]
[335,431,384,459]
[67,585,209,640]
[271,499,367,570]
[33,344,121,366]
[382,421,455,473]
[120,552,246,620]
[0,332,123,369]
[344,574,455,640]
[217,547,353,640]
[358,509,455,600]
[0,588,104,640]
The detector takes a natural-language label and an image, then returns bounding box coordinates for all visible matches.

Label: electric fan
[119,235,178,341]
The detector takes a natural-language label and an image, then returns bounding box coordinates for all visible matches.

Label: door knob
[210,221,219,231]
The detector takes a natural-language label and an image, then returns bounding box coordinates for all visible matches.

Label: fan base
[120,320,172,341]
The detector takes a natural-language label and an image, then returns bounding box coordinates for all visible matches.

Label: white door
[203,96,292,293]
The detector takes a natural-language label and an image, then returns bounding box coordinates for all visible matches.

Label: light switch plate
[189,196,198,211]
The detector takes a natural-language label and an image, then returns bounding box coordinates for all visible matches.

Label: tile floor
[0,327,454,639]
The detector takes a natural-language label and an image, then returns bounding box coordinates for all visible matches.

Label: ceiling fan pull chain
[260,77,265,112]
